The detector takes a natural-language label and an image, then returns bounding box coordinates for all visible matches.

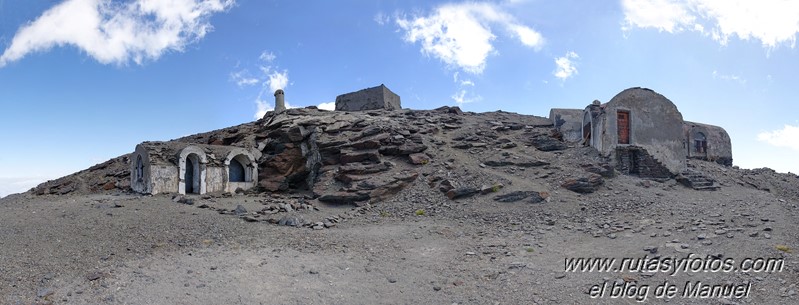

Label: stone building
[683,121,732,166]
[131,141,260,195]
[335,84,401,111]
[549,108,584,143]
[551,87,732,178]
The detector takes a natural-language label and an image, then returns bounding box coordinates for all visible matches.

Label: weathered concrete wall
[335,84,401,111]
[684,121,733,166]
[598,88,686,174]
[583,103,604,149]
[205,166,226,193]
[150,166,178,194]
[130,146,150,194]
[550,108,583,143]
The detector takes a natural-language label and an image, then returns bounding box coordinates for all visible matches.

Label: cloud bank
[0,0,234,67]
[622,0,799,48]
[396,2,544,74]
[758,124,799,151]
[0,177,50,198]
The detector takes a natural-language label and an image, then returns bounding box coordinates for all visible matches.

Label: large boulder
[531,135,567,151]
[561,174,604,193]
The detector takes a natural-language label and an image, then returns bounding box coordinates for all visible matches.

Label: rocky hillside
[29,106,799,207]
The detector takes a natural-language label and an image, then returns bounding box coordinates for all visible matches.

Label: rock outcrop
[29,103,783,211]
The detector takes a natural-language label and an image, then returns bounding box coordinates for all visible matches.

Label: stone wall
[205,166,226,193]
[615,146,672,178]
[684,121,733,166]
[335,84,401,111]
[549,108,583,143]
[150,166,178,195]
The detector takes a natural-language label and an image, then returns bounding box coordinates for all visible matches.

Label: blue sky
[1,0,798,197]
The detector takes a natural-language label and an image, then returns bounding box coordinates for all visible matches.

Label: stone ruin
[335,84,401,111]
[131,142,260,195]
[128,85,733,196]
[131,84,404,195]
[550,87,733,183]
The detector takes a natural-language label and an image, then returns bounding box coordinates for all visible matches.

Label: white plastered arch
[178,146,208,194]
[224,148,258,184]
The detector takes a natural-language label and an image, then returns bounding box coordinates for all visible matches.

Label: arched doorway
[184,153,201,194]
[178,146,207,195]
[135,155,144,182]
[229,158,246,182]
[225,150,258,193]
[694,132,707,156]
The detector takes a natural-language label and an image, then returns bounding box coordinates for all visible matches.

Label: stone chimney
[274,89,285,112]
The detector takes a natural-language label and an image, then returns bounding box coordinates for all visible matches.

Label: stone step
[693,185,720,191]
[677,170,719,191]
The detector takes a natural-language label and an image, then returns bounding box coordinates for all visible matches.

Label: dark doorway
[185,156,196,194]
[229,158,245,182]
[136,155,144,182]
[583,123,591,146]
[617,111,630,144]
[694,132,707,154]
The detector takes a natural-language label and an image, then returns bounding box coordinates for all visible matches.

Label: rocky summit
[3,106,799,304]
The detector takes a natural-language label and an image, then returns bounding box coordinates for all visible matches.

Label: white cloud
[758,125,799,151]
[712,70,746,84]
[254,94,273,119]
[259,51,275,62]
[396,2,544,74]
[509,24,544,49]
[451,89,481,106]
[230,70,259,87]
[374,12,390,26]
[253,69,291,119]
[266,69,288,93]
[553,51,579,81]
[229,50,293,119]
[0,177,50,198]
[317,102,335,111]
[0,0,234,67]
[452,71,475,86]
[621,0,696,33]
[621,0,799,48]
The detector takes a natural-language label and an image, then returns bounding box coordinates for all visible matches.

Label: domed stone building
[551,87,732,178]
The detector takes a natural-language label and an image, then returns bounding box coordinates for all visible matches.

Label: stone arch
[130,144,152,194]
[178,146,207,195]
[224,148,258,192]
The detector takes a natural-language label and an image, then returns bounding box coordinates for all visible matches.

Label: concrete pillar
[274,89,285,112]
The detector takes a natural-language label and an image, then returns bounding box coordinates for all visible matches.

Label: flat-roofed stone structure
[335,84,401,111]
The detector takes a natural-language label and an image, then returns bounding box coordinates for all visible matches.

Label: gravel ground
[4,109,799,304]
[1,168,798,304]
